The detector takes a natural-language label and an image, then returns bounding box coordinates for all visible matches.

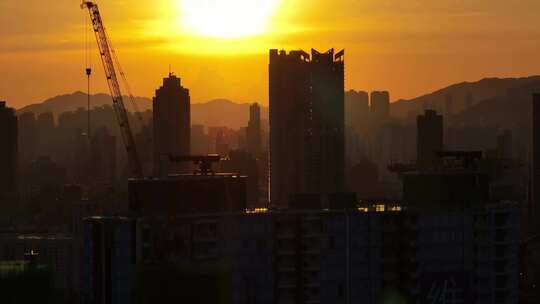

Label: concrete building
[153,73,191,176]
[246,103,262,157]
[0,101,18,199]
[370,91,390,123]
[138,200,520,304]
[417,110,443,169]
[269,49,345,207]
[82,216,138,304]
[129,173,247,216]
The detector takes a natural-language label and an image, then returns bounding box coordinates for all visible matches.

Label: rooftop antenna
[169,64,172,76]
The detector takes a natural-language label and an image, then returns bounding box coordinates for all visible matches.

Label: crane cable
[107,36,150,145]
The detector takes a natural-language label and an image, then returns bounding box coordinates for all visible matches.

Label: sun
[177,0,281,39]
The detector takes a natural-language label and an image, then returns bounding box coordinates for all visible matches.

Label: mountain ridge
[390,76,540,118]
[18,92,268,130]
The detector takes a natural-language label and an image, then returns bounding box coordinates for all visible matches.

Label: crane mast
[81,1,143,177]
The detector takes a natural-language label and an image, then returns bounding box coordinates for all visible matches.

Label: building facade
[269,49,345,207]
[82,216,138,304]
[138,201,520,304]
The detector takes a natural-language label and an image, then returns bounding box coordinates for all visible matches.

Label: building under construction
[129,155,247,215]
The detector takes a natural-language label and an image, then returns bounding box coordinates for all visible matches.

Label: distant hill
[454,79,540,128]
[18,91,152,116]
[18,92,268,130]
[390,76,540,119]
[191,99,268,129]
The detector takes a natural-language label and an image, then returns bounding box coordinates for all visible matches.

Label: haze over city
[1,1,540,303]
[2,0,540,107]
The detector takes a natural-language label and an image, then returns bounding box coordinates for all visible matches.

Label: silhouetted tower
[310,49,345,195]
[247,103,261,157]
[269,48,345,207]
[370,91,390,123]
[269,49,311,206]
[346,90,369,132]
[417,110,443,169]
[532,93,540,232]
[0,102,18,199]
[153,73,191,176]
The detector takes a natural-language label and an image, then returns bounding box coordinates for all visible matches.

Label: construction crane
[81,1,143,177]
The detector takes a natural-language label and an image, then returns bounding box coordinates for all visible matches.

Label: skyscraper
[0,101,18,199]
[532,93,540,232]
[345,90,369,132]
[36,112,55,157]
[310,49,345,195]
[370,91,390,123]
[269,48,345,206]
[153,73,191,176]
[82,216,138,304]
[246,103,261,157]
[417,110,443,169]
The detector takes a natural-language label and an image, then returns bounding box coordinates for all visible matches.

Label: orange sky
[1,0,540,109]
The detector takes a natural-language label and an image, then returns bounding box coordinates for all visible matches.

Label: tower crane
[81,1,143,177]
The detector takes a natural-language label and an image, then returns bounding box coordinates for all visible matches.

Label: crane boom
[81,1,143,177]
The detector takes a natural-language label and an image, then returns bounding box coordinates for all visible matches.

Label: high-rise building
[345,90,369,132]
[370,91,390,123]
[0,101,18,199]
[153,73,191,176]
[417,110,443,168]
[269,48,345,207]
[246,103,261,157]
[36,112,55,157]
[310,49,345,195]
[137,200,520,304]
[532,93,540,232]
[90,126,117,182]
[82,216,138,304]
[18,111,38,164]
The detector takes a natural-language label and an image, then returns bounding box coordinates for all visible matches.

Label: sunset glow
[177,0,281,38]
